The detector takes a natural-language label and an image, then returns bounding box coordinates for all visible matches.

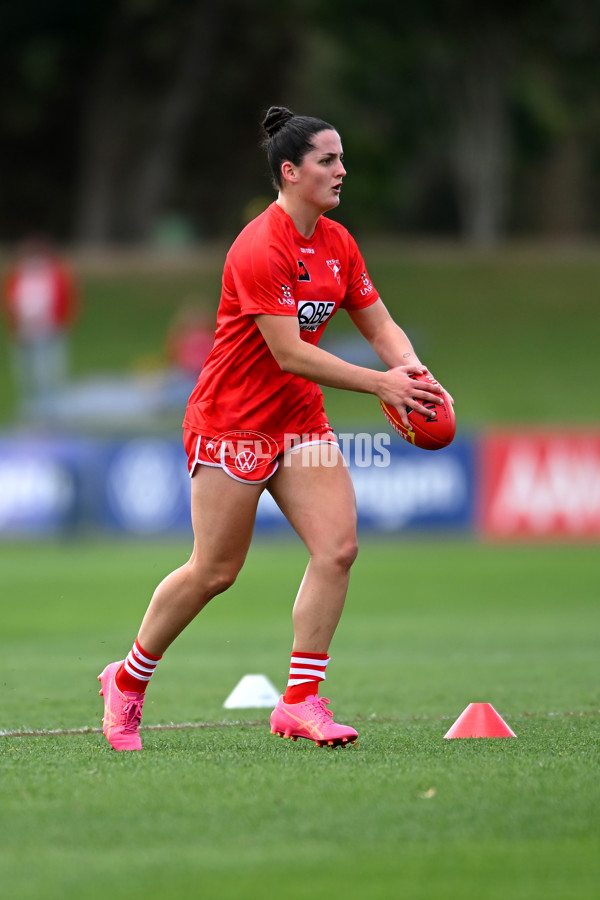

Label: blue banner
[255,435,475,533]
[0,431,476,537]
[0,434,96,535]
[100,437,191,534]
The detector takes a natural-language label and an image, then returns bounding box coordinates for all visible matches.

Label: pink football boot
[271,694,358,748]
[98,661,145,751]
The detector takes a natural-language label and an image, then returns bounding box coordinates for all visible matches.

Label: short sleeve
[340,234,379,311]
[226,228,298,317]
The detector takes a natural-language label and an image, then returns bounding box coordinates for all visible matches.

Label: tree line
[1,0,598,246]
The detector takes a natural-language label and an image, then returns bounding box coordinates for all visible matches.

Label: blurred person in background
[156,301,216,410]
[98,105,449,751]
[2,236,78,419]
[166,302,214,379]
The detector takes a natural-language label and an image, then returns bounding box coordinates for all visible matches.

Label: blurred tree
[76,0,300,244]
[510,0,600,236]
[0,0,113,240]
[0,0,599,244]
[291,0,600,243]
[76,0,234,243]
[1,0,301,245]
[426,4,516,244]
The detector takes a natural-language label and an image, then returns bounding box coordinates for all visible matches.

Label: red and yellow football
[380,372,455,451]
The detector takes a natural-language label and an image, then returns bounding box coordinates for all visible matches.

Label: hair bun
[262,106,294,137]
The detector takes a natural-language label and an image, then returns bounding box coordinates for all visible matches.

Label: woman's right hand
[377,366,445,429]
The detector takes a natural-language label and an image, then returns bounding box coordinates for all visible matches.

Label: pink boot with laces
[98,661,145,751]
[270,694,358,747]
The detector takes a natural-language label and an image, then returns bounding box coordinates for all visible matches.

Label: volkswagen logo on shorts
[206,430,279,482]
[235,449,258,473]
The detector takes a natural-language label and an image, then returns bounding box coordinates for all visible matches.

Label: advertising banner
[100,437,191,534]
[479,431,600,539]
[91,432,475,536]
[0,434,96,535]
[7,428,599,541]
[255,434,475,533]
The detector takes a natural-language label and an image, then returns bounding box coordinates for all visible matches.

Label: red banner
[480,432,600,539]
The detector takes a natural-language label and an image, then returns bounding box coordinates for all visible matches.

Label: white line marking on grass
[1,709,598,739]
[0,720,265,739]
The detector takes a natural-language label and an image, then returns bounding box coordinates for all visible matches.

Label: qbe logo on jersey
[297,300,335,332]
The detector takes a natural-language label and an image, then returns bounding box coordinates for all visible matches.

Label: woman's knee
[187,557,241,600]
[316,535,359,572]
[340,537,359,570]
[207,569,239,598]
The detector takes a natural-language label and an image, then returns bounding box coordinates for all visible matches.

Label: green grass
[1,244,599,427]
[1,538,599,899]
[0,242,598,897]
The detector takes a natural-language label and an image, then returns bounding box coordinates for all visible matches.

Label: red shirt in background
[2,255,77,340]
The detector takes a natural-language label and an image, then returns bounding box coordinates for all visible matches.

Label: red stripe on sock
[284,651,330,704]
[116,640,162,694]
[291,652,329,660]
[134,638,162,662]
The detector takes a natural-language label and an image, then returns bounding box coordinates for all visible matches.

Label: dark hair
[261,106,336,189]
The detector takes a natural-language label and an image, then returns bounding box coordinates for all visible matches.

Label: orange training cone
[443,703,517,739]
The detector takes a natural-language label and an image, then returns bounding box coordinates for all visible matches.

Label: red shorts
[183,425,338,484]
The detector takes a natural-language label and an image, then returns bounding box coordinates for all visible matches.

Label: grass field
[1,538,598,899]
[1,244,598,897]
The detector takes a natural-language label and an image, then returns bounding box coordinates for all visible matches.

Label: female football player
[98,106,447,750]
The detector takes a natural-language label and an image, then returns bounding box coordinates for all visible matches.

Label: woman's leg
[99,465,263,750]
[267,442,360,746]
[137,465,265,655]
[268,442,358,654]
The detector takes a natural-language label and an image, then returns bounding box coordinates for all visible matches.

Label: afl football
[380,373,455,451]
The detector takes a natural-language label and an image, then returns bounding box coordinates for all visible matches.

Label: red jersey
[2,259,76,339]
[183,202,379,441]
